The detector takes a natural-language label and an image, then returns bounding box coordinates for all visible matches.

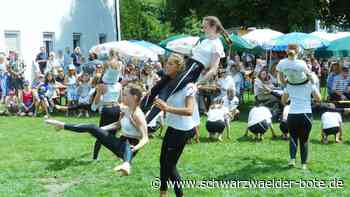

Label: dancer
[244,106,277,141]
[45,84,148,175]
[153,54,197,197]
[276,44,313,86]
[142,16,228,123]
[91,49,122,160]
[282,80,321,170]
[321,111,343,144]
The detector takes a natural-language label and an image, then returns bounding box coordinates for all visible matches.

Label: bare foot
[45,119,64,130]
[114,162,130,176]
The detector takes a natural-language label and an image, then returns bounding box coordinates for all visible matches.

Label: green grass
[0,101,349,196]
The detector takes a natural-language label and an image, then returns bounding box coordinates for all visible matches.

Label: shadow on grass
[236,135,256,143]
[310,139,322,145]
[212,157,289,180]
[44,153,93,171]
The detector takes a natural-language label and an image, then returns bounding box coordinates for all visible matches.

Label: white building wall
[0,0,117,80]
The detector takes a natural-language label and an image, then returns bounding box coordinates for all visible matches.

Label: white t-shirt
[207,106,229,122]
[284,83,317,114]
[120,107,146,139]
[223,96,239,111]
[192,100,200,127]
[192,38,225,68]
[248,106,272,127]
[276,58,310,84]
[165,83,197,131]
[321,112,342,129]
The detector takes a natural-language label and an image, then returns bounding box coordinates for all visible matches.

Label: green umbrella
[315,36,350,58]
[221,33,255,51]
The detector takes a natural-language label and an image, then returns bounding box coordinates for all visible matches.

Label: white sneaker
[301,164,307,170]
[288,159,296,167]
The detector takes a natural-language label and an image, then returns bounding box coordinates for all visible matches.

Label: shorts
[323,127,339,135]
[206,120,226,134]
[248,120,269,134]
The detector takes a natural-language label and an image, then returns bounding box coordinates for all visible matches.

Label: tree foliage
[120,0,172,42]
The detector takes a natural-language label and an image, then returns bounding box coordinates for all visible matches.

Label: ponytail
[203,16,232,46]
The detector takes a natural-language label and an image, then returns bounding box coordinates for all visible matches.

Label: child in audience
[77,73,92,117]
[321,111,343,144]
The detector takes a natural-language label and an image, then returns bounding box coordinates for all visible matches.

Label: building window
[4,31,21,53]
[43,32,54,56]
[73,33,81,49]
[99,33,107,44]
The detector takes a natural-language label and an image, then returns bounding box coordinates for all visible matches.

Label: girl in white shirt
[153,54,197,197]
[244,106,277,141]
[206,98,231,141]
[321,111,342,144]
[45,84,148,176]
[282,82,321,170]
[142,16,228,125]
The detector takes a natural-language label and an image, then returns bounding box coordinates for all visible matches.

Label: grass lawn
[0,100,349,196]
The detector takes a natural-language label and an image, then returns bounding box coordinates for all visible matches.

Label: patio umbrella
[159,35,200,55]
[310,31,350,42]
[242,29,284,47]
[265,32,330,51]
[130,40,165,55]
[90,41,159,61]
[315,36,350,58]
[226,33,255,51]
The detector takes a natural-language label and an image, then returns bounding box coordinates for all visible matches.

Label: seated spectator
[19,81,35,116]
[222,88,240,120]
[227,61,245,97]
[327,62,341,97]
[34,81,50,118]
[254,69,281,118]
[321,111,343,144]
[217,69,235,98]
[244,106,277,141]
[5,90,19,115]
[330,65,350,101]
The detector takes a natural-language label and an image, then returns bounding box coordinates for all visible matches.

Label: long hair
[203,16,232,46]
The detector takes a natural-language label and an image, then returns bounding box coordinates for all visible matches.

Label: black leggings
[66,104,91,111]
[287,113,312,164]
[141,59,204,123]
[93,106,121,160]
[64,123,139,162]
[160,127,195,197]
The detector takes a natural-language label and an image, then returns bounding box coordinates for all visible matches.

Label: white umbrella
[310,31,350,41]
[90,41,159,61]
[165,36,200,55]
[242,29,284,47]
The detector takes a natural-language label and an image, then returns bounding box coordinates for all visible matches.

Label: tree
[320,0,350,29]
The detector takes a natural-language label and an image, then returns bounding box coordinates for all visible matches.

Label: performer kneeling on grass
[206,98,231,141]
[45,84,148,175]
[244,106,277,141]
[152,54,197,197]
[282,81,321,170]
[321,111,343,144]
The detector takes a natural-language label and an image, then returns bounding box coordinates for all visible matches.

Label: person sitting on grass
[34,82,50,118]
[321,111,343,144]
[19,81,35,116]
[206,98,231,141]
[45,84,148,176]
[3,90,19,116]
[222,88,240,120]
[244,106,277,141]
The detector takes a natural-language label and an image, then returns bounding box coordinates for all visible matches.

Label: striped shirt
[332,75,350,93]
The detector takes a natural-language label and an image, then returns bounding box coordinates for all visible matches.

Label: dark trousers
[93,106,120,160]
[160,127,194,197]
[287,113,312,164]
[141,59,204,123]
[64,123,139,162]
